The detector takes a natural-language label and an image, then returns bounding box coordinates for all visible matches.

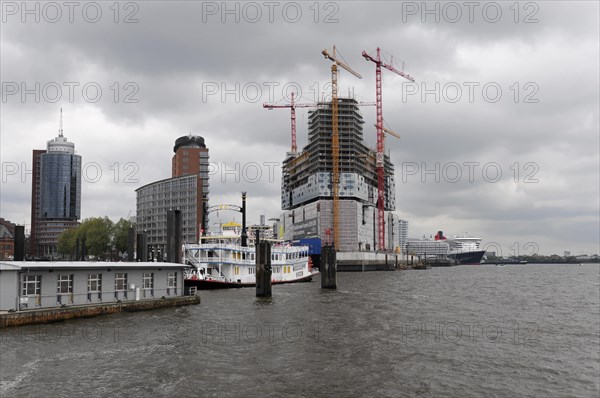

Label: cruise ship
[435,231,486,265]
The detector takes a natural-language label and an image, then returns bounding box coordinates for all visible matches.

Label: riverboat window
[87,274,102,301]
[167,272,177,295]
[57,274,73,304]
[234,266,240,275]
[249,267,255,275]
[115,273,128,299]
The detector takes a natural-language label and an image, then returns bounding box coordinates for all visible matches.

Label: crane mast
[263,92,300,153]
[290,92,297,153]
[362,47,414,251]
[331,62,340,249]
[322,46,362,249]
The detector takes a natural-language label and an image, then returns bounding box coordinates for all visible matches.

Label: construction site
[278,97,399,251]
[265,47,414,269]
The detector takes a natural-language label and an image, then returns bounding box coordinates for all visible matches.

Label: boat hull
[448,250,486,265]
[185,272,316,290]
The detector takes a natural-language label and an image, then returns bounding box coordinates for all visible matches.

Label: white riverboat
[183,223,318,289]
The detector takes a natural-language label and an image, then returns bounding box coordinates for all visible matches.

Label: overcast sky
[1,1,598,256]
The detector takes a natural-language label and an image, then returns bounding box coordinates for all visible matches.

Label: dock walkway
[0,295,200,328]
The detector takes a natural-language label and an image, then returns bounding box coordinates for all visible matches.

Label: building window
[57,274,73,305]
[142,273,153,297]
[22,275,41,296]
[115,273,128,299]
[167,272,177,295]
[87,273,102,301]
[22,275,42,307]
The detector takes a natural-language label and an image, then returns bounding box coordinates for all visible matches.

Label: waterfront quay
[336,251,401,271]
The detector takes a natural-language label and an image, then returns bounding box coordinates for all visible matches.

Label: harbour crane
[322,45,362,249]
[263,93,376,153]
[362,47,414,251]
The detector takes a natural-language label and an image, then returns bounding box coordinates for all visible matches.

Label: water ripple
[1,263,598,397]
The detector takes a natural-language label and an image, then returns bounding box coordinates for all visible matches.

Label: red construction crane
[264,93,375,153]
[362,47,415,251]
[263,93,309,153]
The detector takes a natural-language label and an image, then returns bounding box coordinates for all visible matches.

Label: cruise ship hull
[449,250,486,265]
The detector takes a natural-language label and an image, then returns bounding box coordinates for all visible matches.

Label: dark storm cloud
[1,0,598,253]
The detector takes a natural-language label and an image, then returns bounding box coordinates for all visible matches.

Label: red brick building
[0,218,16,260]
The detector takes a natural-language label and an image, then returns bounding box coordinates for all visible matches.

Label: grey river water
[1,263,599,397]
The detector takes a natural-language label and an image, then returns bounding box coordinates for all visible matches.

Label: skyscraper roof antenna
[58,107,64,137]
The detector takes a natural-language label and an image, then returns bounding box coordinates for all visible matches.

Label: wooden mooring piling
[255,235,272,297]
[321,245,337,289]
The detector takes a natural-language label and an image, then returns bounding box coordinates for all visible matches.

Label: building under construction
[279,98,400,252]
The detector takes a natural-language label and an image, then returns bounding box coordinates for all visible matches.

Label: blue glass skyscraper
[33,109,81,257]
[40,141,81,219]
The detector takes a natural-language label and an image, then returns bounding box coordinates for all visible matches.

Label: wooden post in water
[75,237,80,261]
[166,210,175,262]
[321,245,337,289]
[13,225,25,261]
[81,236,87,261]
[136,234,143,261]
[142,233,148,262]
[166,209,182,263]
[136,233,148,262]
[127,227,135,262]
[255,230,272,297]
[241,192,248,247]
